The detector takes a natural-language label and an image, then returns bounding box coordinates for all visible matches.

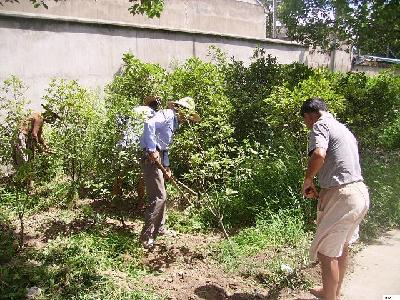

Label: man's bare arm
[303,148,326,198]
[305,148,326,180]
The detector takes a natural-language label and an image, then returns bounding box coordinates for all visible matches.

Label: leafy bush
[106,53,167,112]
[360,150,400,240]
[224,49,285,143]
[335,71,400,147]
[44,80,103,201]
[89,54,167,206]
[0,212,16,264]
[166,57,235,190]
[378,113,400,149]
[224,49,314,144]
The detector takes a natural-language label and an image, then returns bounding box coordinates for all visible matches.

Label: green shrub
[0,213,16,264]
[166,57,235,190]
[90,54,167,204]
[378,112,400,149]
[336,71,400,147]
[360,150,400,240]
[106,53,167,111]
[44,79,103,201]
[224,49,314,144]
[224,49,285,142]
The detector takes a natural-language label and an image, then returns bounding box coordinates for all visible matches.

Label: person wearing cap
[300,97,369,300]
[139,96,200,249]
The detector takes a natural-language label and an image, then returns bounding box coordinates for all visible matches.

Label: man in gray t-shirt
[300,97,369,300]
[308,111,364,189]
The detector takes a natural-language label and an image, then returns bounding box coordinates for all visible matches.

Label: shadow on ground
[38,198,145,242]
[195,284,268,300]
[143,242,206,272]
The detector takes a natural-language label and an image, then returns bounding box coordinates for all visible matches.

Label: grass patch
[361,150,400,240]
[214,209,312,290]
[0,214,16,264]
[167,209,208,234]
[0,222,163,300]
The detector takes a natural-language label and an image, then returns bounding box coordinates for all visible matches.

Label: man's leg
[157,204,167,235]
[312,245,347,300]
[153,197,166,236]
[140,192,165,243]
[140,157,166,245]
[336,243,349,297]
[318,252,339,300]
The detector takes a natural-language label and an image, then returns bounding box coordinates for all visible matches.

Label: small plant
[378,113,400,149]
[0,76,30,172]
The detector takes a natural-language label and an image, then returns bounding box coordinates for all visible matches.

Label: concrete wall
[0,0,351,110]
[0,0,267,38]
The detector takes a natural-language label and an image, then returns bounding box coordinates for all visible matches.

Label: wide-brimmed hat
[171,97,200,122]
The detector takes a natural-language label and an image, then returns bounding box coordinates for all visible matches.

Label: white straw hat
[171,97,200,122]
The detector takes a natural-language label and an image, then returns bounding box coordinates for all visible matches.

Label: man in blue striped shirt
[113,96,161,211]
[139,97,200,249]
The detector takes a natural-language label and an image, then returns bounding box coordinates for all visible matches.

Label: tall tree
[0,0,164,18]
[278,0,400,57]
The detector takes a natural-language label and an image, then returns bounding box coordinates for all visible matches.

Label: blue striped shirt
[140,109,179,167]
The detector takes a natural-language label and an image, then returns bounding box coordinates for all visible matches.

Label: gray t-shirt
[308,112,363,188]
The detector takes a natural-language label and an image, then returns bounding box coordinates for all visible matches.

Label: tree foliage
[355,0,400,57]
[128,0,164,18]
[278,0,400,57]
[0,0,164,18]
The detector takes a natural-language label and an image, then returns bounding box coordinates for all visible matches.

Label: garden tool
[154,159,198,202]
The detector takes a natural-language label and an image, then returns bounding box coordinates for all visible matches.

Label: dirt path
[285,229,400,300]
[341,229,400,300]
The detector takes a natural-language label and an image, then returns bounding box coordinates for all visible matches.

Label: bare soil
[14,200,324,300]
[141,233,272,300]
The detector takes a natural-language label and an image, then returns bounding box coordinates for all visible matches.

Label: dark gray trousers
[139,155,166,241]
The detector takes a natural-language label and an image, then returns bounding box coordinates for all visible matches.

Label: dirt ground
[17,203,400,300]
[18,202,308,300]
[141,233,271,300]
